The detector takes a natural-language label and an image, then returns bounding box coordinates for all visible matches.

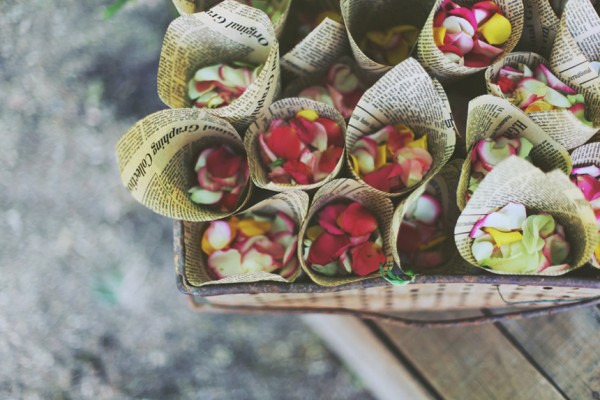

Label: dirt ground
[0,1,373,398]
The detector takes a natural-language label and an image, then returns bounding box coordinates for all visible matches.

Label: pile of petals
[295,9,343,39]
[298,64,366,119]
[496,63,592,125]
[470,202,571,273]
[188,62,260,108]
[434,0,511,67]
[468,135,533,200]
[397,193,448,270]
[202,212,299,279]
[570,165,600,261]
[189,144,249,212]
[350,124,433,192]
[258,109,344,185]
[304,200,386,277]
[359,25,420,65]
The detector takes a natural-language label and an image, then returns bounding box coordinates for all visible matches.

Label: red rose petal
[339,202,378,237]
[308,231,351,266]
[266,126,302,160]
[464,52,491,68]
[282,159,312,184]
[318,146,343,174]
[396,222,421,253]
[350,241,386,276]
[220,191,240,212]
[319,202,348,235]
[438,44,463,57]
[317,117,344,147]
[496,75,516,94]
[206,145,243,178]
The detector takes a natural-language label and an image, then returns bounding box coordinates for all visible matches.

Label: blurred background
[0,1,373,398]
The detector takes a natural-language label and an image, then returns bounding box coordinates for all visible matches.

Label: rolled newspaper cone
[180,190,310,288]
[570,142,600,269]
[390,159,477,276]
[516,0,560,58]
[345,57,457,198]
[456,95,572,210]
[455,156,598,275]
[116,108,253,222]
[157,0,280,131]
[416,0,524,83]
[485,51,599,149]
[280,17,350,79]
[298,178,394,287]
[171,0,292,38]
[549,0,600,133]
[340,0,431,82]
[284,56,367,120]
[244,97,347,192]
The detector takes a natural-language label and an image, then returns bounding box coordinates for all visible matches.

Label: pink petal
[535,64,576,94]
[447,8,478,33]
[318,202,348,235]
[471,39,503,58]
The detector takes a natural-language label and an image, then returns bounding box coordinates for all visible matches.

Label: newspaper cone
[340,0,432,82]
[390,159,477,276]
[457,95,572,210]
[516,0,560,58]
[116,108,253,222]
[280,17,350,78]
[549,0,600,135]
[244,98,347,192]
[179,190,310,289]
[345,58,457,198]
[298,179,394,287]
[415,0,524,83]
[171,0,292,38]
[455,156,598,275]
[157,0,280,131]
[570,142,600,269]
[486,51,599,149]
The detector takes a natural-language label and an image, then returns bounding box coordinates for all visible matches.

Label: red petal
[308,231,351,266]
[438,44,464,57]
[350,241,386,276]
[362,163,401,192]
[497,75,516,94]
[282,159,312,184]
[387,127,415,153]
[266,126,302,160]
[434,9,446,27]
[318,146,343,174]
[206,145,243,178]
[317,117,344,147]
[339,202,378,237]
[396,222,421,252]
[464,53,491,68]
[448,7,478,33]
[220,191,240,212]
[289,118,316,145]
[319,202,348,235]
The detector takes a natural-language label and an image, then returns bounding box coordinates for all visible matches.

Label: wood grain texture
[497,307,600,399]
[375,311,566,400]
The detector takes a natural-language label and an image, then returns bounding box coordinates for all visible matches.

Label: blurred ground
[0,1,373,398]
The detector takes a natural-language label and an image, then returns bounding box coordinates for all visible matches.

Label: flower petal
[318,202,348,235]
[350,241,386,276]
[308,231,351,266]
[477,12,511,45]
[339,202,378,237]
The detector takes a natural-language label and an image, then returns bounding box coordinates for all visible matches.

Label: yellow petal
[201,231,217,255]
[296,109,319,122]
[524,100,553,113]
[484,227,523,246]
[366,30,394,47]
[418,234,447,251]
[433,27,446,47]
[349,153,360,175]
[594,242,600,261]
[228,216,239,238]
[238,219,272,236]
[386,41,410,65]
[306,225,324,241]
[478,13,512,45]
[316,11,342,24]
[406,134,428,151]
[375,144,388,169]
[394,124,415,137]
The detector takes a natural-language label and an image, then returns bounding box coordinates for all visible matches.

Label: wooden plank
[496,306,600,399]
[302,315,434,400]
[374,311,566,400]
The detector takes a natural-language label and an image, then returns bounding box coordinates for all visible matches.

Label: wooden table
[304,306,600,399]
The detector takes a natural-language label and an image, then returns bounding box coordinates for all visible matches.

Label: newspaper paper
[455,156,598,275]
[340,0,434,82]
[549,0,600,131]
[171,0,292,38]
[280,17,350,78]
[390,159,478,275]
[517,0,560,58]
[244,98,347,192]
[345,57,457,198]
[297,178,394,287]
[157,0,281,131]
[486,51,599,149]
[116,108,253,222]
[456,95,572,210]
[180,190,310,288]
[416,0,524,82]
[570,141,600,268]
